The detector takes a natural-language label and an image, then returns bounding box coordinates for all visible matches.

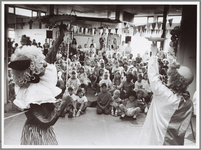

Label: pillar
[177,5,197,98]
[160,5,169,49]
[5,5,8,104]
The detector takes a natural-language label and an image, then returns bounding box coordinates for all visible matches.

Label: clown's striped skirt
[21,121,58,145]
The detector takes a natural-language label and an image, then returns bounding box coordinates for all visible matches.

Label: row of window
[8,7,46,17]
[134,16,181,25]
[8,6,181,25]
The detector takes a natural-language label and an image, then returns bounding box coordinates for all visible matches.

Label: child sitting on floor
[96,83,112,115]
[119,73,134,100]
[134,88,148,114]
[94,68,104,96]
[62,87,77,118]
[111,89,122,116]
[66,70,81,94]
[110,70,122,94]
[77,67,91,92]
[119,90,143,120]
[112,61,121,75]
[99,70,112,90]
[134,73,144,90]
[73,88,88,117]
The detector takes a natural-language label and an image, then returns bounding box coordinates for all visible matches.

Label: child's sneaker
[115,110,118,117]
[111,110,114,116]
[68,112,73,118]
[144,107,148,113]
[73,109,76,117]
[120,114,125,119]
[76,110,80,117]
[133,115,137,120]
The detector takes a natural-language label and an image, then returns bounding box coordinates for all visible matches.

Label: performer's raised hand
[59,21,67,35]
[150,42,158,56]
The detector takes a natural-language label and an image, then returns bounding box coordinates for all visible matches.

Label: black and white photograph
[2,1,199,149]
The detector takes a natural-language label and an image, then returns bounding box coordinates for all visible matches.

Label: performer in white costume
[138,43,194,145]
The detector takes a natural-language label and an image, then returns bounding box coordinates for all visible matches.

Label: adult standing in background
[43,38,50,56]
[111,37,119,52]
[136,53,142,64]
[101,43,108,53]
[91,38,96,49]
[37,42,42,48]
[99,36,106,51]
[124,41,132,57]
[32,39,37,47]
[69,38,78,60]
[119,41,126,56]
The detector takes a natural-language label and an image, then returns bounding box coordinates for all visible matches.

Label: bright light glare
[134,17,147,25]
[15,7,32,17]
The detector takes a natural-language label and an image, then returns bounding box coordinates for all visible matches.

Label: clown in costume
[8,23,72,145]
[138,43,194,145]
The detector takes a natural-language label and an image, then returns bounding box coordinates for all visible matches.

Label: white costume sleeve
[148,56,171,98]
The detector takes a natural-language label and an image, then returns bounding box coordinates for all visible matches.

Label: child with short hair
[62,87,77,118]
[94,68,104,96]
[73,88,88,117]
[134,88,148,114]
[119,73,134,99]
[77,67,91,87]
[111,89,122,116]
[66,71,81,94]
[111,61,121,75]
[110,71,122,94]
[119,90,143,120]
[99,70,112,90]
[134,73,144,90]
[96,83,112,115]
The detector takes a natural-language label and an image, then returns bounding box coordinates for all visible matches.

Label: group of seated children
[61,70,150,120]
[54,40,158,120]
[97,81,148,120]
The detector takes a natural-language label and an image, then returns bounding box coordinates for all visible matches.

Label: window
[134,17,147,25]
[158,16,181,23]
[15,7,32,17]
[41,12,46,16]
[8,28,15,39]
[157,17,163,22]
[148,17,154,23]
[8,7,14,13]
[167,16,181,23]
[33,11,37,17]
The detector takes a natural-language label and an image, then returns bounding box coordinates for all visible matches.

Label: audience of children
[8,35,177,121]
